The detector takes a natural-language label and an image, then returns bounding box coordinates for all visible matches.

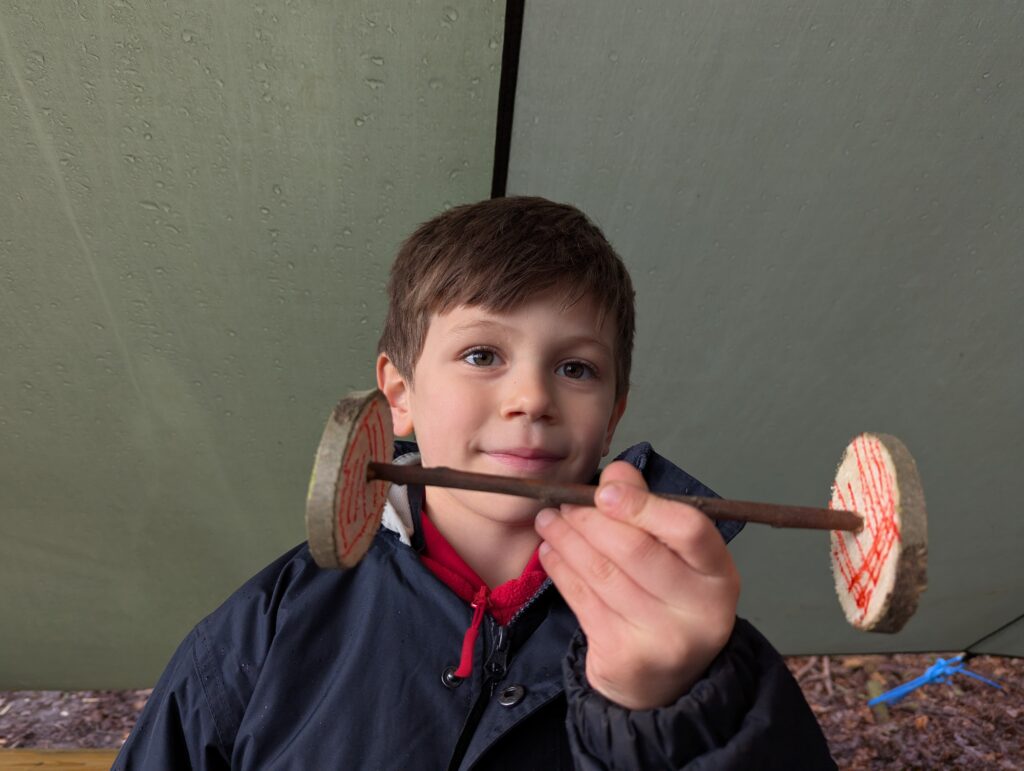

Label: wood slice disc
[306,389,393,569]
[829,433,927,632]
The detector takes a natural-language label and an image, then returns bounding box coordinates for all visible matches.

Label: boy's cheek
[600,395,628,456]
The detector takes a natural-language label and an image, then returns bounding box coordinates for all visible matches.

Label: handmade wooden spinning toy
[306,390,928,632]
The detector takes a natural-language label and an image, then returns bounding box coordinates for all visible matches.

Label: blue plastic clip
[867,654,1004,706]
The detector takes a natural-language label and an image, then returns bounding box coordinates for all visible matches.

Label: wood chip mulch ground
[1,653,1020,767]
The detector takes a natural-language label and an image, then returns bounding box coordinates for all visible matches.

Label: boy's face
[378,291,627,529]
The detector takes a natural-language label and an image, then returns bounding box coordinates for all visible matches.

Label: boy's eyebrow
[447,319,508,335]
[447,319,612,353]
[555,334,613,354]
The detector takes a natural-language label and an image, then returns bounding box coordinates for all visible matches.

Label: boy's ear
[376,353,415,437]
[602,393,629,456]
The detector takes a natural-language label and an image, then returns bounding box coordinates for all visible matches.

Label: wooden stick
[366,462,863,532]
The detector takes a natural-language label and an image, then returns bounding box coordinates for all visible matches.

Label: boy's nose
[500,371,556,423]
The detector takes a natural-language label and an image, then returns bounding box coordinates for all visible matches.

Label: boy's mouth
[483,448,566,474]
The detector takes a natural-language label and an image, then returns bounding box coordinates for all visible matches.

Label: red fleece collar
[419,509,548,678]
[419,510,547,625]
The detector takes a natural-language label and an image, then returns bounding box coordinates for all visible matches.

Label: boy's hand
[535,461,740,710]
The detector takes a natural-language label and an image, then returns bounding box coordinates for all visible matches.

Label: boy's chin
[450,489,548,526]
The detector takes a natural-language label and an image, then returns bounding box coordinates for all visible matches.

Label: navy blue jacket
[114,443,834,769]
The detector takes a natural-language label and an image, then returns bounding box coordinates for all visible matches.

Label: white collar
[379,450,421,546]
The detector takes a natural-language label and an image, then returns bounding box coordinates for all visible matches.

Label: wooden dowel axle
[365,461,863,533]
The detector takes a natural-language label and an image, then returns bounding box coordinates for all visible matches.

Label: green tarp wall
[1,1,1021,688]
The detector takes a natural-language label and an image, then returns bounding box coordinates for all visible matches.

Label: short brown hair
[378,196,635,397]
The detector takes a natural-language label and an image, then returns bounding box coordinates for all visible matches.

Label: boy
[115,197,834,768]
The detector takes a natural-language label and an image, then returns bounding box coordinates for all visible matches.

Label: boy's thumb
[594,461,647,515]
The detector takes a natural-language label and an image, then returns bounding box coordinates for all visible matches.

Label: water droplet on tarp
[443,6,459,23]
[25,50,46,72]
[181,30,197,43]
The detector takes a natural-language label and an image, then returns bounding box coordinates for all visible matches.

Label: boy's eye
[557,361,595,380]
[463,349,497,367]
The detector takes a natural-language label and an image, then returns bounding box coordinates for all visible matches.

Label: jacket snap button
[497,684,525,707]
[441,666,463,689]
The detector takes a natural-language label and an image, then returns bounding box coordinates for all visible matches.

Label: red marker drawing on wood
[831,436,899,620]
[307,391,393,568]
[337,399,389,558]
[307,390,928,632]
[829,433,927,632]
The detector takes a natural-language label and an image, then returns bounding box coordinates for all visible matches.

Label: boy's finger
[559,503,700,602]
[536,509,667,625]
[537,537,628,638]
[595,461,732,577]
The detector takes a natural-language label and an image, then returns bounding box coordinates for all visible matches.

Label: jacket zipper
[446,621,509,771]
[506,577,553,628]
[446,579,554,770]
[483,620,510,691]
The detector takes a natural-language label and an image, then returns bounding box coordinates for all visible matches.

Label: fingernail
[596,483,623,508]
[538,541,551,556]
[536,509,555,528]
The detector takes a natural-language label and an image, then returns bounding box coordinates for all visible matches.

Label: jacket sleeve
[562,618,836,770]
[112,544,308,769]
[111,627,232,770]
